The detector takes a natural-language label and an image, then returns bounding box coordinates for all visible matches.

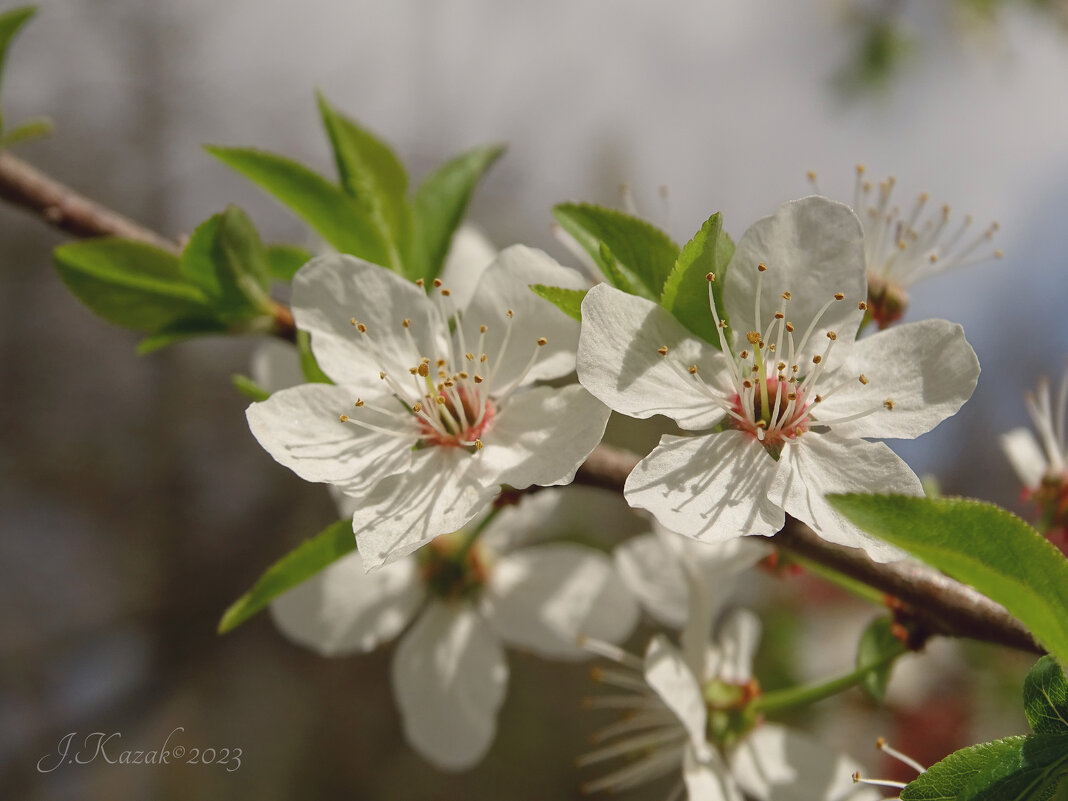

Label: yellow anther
[777,361,786,370]
[995,249,1004,259]
[436,359,446,367]
[746,331,761,345]
[787,392,797,401]
[812,354,822,364]
[416,278,425,287]
[537,337,548,346]
[775,312,785,320]
[409,367,417,375]
[930,254,939,263]
[357,323,367,333]
[807,170,817,182]
[474,375,484,384]
[884,399,895,410]
[474,439,484,450]
[833,292,844,301]
[402,318,411,328]
[339,414,349,422]
[827,331,837,341]
[757,263,768,272]
[480,325,488,333]
[433,278,443,288]
[379,371,386,380]
[785,322,795,333]
[856,164,866,175]
[815,394,823,403]
[437,370,446,379]
[436,396,446,405]
[859,374,869,385]
[706,272,716,282]
[506,309,515,318]
[413,402,423,413]
[657,346,668,357]
[743,379,753,389]
[354,399,364,407]
[686,365,698,375]
[480,354,488,363]
[782,291,792,300]
[465,352,475,361]
[858,301,868,311]
[350,317,357,326]
[441,288,451,296]
[740,350,749,359]
[417,363,429,377]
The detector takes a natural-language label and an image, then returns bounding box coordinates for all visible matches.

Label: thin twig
[574,443,1042,656]
[0,152,1042,654]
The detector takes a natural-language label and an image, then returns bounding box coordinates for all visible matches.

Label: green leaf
[54,238,211,332]
[827,494,1068,666]
[1025,656,1068,735]
[0,115,52,147]
[529,284,587,321]
[856,616,906,702]
[411,143,504,281]
[597,241,637,295]
[317,92,409,272]
[205,145,390,266]
[659,212,734,347]
[137,314,229,354]
[901,734,1068,801]
[181,207,273,319]
[552,202,679,300]
[218,519,355,634]
[266,244,312,282]
[297,329,332,384]
[0,5,34,134]
[231,373,270,402]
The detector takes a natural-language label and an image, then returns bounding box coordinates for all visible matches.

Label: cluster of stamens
[337,279,548,453]
[657,266,893,454]
[809,166,1002,328]
[1023,368,1068,554]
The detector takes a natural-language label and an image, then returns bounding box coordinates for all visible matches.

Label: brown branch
[0,152,297,341]
[0,151,179,251]
[0,152,1041,655]
[574,443,1042,656]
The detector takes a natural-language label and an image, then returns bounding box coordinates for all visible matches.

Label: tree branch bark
[575,443,1042,656]
[0,152,1041,655]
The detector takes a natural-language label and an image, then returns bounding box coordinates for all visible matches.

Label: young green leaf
[231,373,271,402]
[0,115,52,147]
[529,284,587,321]
[136,314,230,355]
[54,238,211,332]
[0,6,35,134]
[597,241,638,295]
[901,734,1068,800]
[180,207,273,319]
[856,616,907,702]
[297,329,332,384]
[410,143,504,281]
[660,212,734,346]
[827,494,1068,666]
[317,92,409,272]
[205,145,390,266]
[266,243,312,282]
[1025,656,1068,735]
[218,519,355,634]
[552,202,679,300]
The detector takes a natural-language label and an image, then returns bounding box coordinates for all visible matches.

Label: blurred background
[2,0,1066,798]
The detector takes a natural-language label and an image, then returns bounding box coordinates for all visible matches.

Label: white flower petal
[1001,427,1048,489]
[476,384,610,490]
[484,543,639,659]
[616,532,769,630]
[250,339,304,394]
[578,284,731,430]
[354,447,499,569]
[625,432,785,543]
[726,197,867,356]
[768,433,919,562]
[706,608,762,685]
[819,319,980,440]
[293,254,447,392]
[644,635,710,759]
[269,550,424,655]
[684,745,745,801]
[729,724,883,801]
[246,383,415,486]
[391,602,507,771]
[461,245,587,393]
[437,223,497,309]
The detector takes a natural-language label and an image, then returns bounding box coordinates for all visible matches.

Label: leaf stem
[751,649,902,714]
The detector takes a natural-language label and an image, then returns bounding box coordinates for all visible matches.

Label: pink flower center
[416,387,497,449]
[729,376,809,446]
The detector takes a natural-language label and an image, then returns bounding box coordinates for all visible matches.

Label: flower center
[728,376,810,447]
[338,279,548,453]
[702,677,762,748]
[418,531,489,601]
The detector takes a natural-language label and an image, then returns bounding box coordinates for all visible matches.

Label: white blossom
[270,490,639,771]
[248,245,610,567]
[577,196,980,562]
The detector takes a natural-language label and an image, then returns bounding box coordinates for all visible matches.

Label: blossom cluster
[243,191,988,796]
